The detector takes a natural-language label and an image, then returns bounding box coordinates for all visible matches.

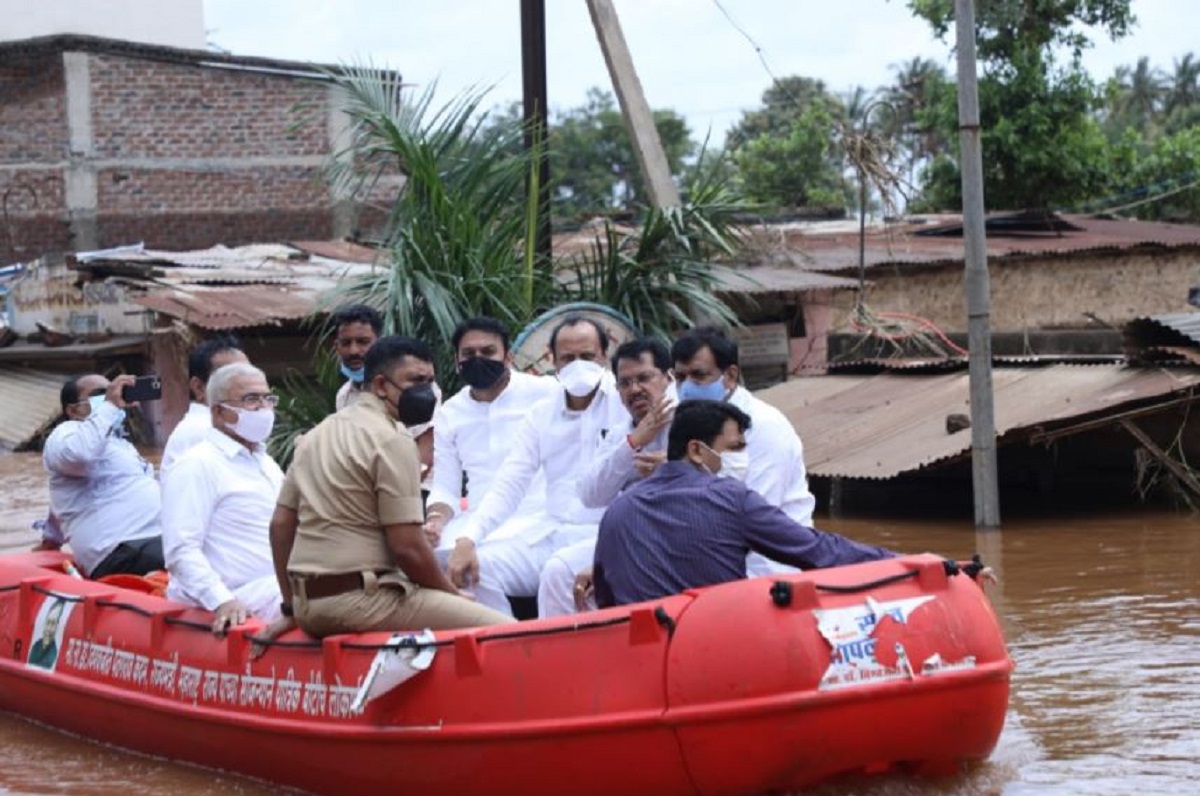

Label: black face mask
[396,382,438,427]
[459,356,506,390]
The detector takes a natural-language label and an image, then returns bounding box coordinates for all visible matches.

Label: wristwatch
[279,602,294,618]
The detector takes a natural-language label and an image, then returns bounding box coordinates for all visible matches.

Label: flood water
[1,450,1197,795]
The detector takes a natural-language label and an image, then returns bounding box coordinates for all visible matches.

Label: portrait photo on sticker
[28,596,75,672]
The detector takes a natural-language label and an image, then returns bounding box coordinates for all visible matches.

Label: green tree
[726,76,850,211]
[549,88,694,218]
[479,90,695,219]
[1102,56,1166,140]
[906,0,1134,211]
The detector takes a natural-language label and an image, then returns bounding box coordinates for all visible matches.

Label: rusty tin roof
[757,365,1200,480]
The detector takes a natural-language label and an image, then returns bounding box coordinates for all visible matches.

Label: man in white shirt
[161,362,284,635]
[672,326,816,576]
[43,373,164,578]
[424,317,559,555]
[446,316,629,618]
[159,336,247,473]
[549,337,676,614]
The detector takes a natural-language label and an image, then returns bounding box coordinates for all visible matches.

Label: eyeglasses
[616,372,662,391]
[226,393,279,410]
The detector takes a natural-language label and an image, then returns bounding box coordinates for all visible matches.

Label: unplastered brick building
[1,35,384,258]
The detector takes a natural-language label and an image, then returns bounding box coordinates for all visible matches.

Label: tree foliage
[481,89,695,220]
[725,76,850,212]
[906,0,1136,212]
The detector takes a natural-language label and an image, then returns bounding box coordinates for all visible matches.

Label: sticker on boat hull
[27,595,76,672]
[813,595,976,690]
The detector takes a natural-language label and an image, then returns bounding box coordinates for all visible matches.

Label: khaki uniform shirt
[279,392,424,576]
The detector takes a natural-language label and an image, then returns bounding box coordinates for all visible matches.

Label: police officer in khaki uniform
[266,336,511,637]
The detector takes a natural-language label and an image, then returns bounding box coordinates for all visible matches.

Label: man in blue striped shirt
[593,400,897,608]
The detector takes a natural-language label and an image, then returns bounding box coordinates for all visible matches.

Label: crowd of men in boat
[36,305,901,640]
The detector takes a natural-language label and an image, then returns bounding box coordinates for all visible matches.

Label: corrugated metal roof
[751,214,1200,274]
[0,366,66,451]
[756,365,1200,480]
[1125,312,1200,348]
[291,240,382,264]
[132,286,320,330]
[76,243,378,331]
[715,266,861,294]
[826,354,1124,373]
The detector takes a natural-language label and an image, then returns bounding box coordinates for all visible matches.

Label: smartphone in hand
[121,375,162,403]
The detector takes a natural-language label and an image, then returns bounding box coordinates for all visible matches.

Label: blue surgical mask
[340,362,365,384]
[678,378,729,403]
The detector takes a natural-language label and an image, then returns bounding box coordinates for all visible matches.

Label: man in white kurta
[549,338,676,614]
[160,337,248,474]
[425,318,559,557]
[446,317,629,618]
[673,327,815,577]
[162,363,284,631]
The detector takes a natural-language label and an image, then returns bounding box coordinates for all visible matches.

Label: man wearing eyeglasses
[541,338,675,614]
[42,373,164,578]
[161,363,284,636]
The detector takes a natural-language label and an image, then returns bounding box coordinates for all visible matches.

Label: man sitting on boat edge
[42,373,165,579]
[672,326,817,579]
[266,335,511,640]
[161,363,284,636]
[593,400,898,608]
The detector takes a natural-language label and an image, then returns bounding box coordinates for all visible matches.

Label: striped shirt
[593,461,896,607]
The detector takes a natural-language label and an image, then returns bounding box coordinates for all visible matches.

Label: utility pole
[520,0,552,265]
[585,0,681,208]
[954,0,1001,528]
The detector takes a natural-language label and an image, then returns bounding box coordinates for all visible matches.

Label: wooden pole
[954,0,1001,528]
[520,0,552,265]
[585,0,681,208]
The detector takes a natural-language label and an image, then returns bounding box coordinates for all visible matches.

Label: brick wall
[0,54,71,257]
[88,55,329,160]
[84,53,337,248]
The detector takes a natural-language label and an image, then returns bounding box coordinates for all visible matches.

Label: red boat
[0,550,1011,795]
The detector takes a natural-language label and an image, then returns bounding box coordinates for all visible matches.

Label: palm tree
[320,66,556,380]
[1105,57,1167,137]
[1165,52,1200,133]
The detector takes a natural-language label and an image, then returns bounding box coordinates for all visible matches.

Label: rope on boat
[11,582,666,652]
[771,556,988,606]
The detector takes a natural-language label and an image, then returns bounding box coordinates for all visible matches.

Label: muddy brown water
[1,451,1197,795]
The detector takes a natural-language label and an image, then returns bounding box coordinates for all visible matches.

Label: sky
[204,0,1195,146]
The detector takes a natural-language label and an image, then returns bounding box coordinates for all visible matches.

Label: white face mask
[718,449,750,481]
[222,406,275,444]
[698,442,749,480]
[557,359,605,398]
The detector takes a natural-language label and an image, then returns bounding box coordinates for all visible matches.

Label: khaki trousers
[293,574,512,638]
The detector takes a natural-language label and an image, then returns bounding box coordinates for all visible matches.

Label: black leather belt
[295,572,366,600]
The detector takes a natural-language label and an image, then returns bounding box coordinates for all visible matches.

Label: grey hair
[206,362,266,406]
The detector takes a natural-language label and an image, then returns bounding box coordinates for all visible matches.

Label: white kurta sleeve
[43,402,123,476]
[161,453,235,610]
[454,411,542,545]
[578,431,637,508]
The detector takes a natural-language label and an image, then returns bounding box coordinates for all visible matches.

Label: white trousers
[537,538,597,617]
[470,515,595,618]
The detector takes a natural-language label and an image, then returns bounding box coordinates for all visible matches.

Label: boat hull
[0,552,1012,795]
